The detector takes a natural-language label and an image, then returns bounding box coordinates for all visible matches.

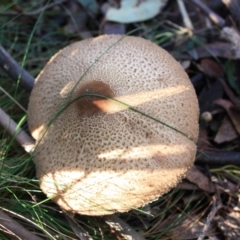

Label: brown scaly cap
[28,35,199,216]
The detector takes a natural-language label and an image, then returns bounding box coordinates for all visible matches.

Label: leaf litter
[1,0,240,239]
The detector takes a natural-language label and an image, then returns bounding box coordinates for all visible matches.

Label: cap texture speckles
[28,35,199,216]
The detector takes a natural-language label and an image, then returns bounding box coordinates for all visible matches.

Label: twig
[196,150,240,166]
[0,210,43,240]
[0,86,27,112]
[177,0,194,30]
[0,45,34,91]
[197,196,222,240]
[0,0,67,16]
[0,107,35,152]
[187,0,225,27]
[104,214,146,240]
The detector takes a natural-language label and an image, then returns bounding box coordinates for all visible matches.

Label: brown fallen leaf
[186,166,215,193]
[214,116,238,144]
[215,99,240,134]
[199,59,224,78]
[176,180,198,190]
[218,78,240,108]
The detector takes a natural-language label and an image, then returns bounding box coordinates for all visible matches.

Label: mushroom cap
[28,35,199,216]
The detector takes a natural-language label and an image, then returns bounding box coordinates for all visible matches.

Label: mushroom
[28,35,199,216]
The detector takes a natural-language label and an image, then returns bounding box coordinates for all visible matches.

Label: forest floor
[0,0,240,239]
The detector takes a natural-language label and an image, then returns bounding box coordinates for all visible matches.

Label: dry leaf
[199,59,224,78]
[186,166,215,193]
[214,116,238,143]
[106,0,168,23]
[177,180,198,190]
[215,99,240,135]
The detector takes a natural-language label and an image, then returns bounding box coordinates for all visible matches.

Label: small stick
[198,181,222,240]
[187,0,225,27]
[0,45,34,91]
[0,86,27,112]
[0,107,35,152]
[196,150,240,166]
[177,0,194,30]
[0,210,43,240]
[197,196,221,240]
